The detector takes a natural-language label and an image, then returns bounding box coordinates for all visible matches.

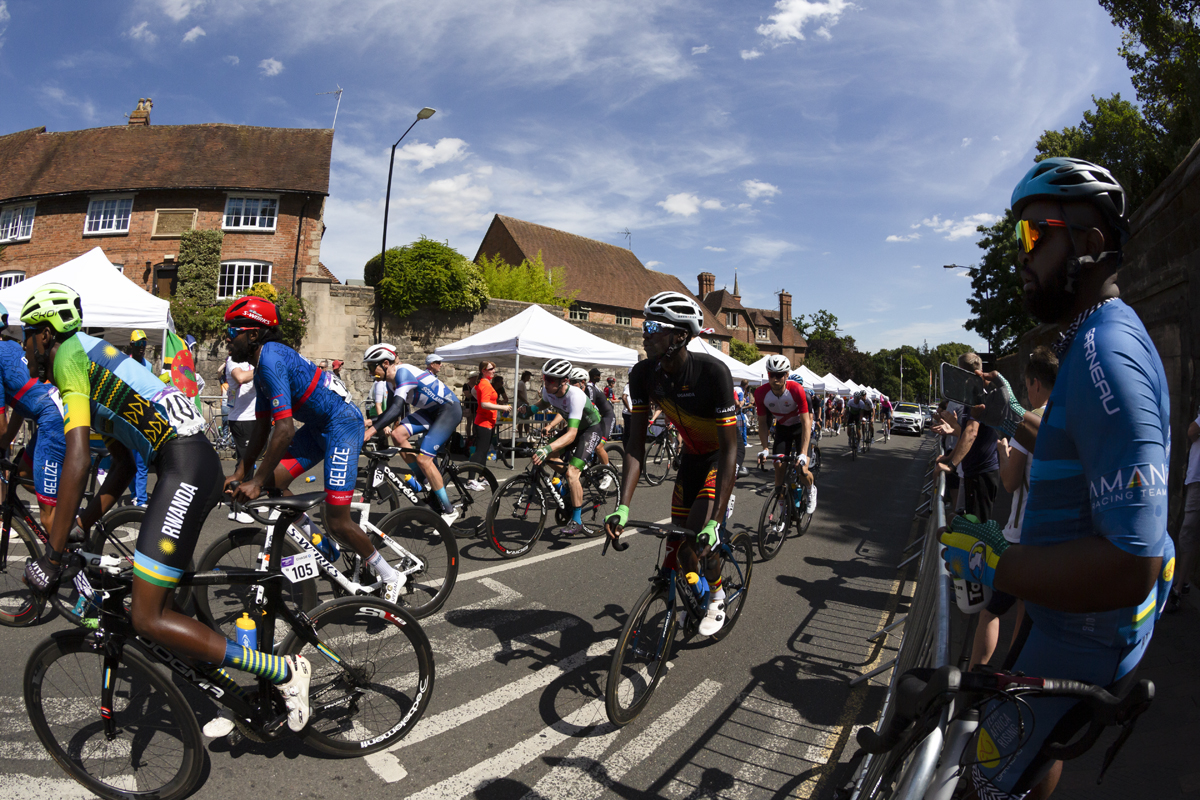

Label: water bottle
[236,612,258,651]
[311,533,340,563]
[952,577,991,614]
[552,476,566,496]
[791,482,803,508]
[405,474,424,493]
[304,475,317,483]
[685,571,710,609]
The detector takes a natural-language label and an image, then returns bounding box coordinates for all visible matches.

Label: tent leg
[510,353,519,471]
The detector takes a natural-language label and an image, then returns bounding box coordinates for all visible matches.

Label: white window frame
[757,326,770,341]
[218,260,273,299]
[223,194,279,232]
[615,313,631,326]
[84,194,135,236]
[0,203,36,243]
[725,311,738,328]
[569,304,590,322]
[0,270,25,289]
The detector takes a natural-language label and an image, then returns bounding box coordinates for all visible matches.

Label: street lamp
[945,263,995,359]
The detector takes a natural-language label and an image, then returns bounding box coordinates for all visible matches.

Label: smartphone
[940,362,986,407]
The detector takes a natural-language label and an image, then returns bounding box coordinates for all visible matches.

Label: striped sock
[207,667,251,701]
[221,641,291,684]
[711,577,723,592]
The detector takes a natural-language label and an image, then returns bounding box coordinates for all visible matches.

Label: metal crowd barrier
[847,452,952,800]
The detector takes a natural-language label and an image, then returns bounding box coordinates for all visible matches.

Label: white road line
[522,679,722,800]
[0,774,107,799]
[422,576,530,629]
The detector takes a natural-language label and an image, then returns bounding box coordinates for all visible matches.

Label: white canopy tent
[792,364,826,392]
[687,337,763,383]
[821,373,850,396]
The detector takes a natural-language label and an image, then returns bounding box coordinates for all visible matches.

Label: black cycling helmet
[1010,157,1130,246]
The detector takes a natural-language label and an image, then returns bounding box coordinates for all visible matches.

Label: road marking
[0,774,109,799]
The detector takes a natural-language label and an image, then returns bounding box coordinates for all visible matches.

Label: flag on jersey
[163,331,202,411]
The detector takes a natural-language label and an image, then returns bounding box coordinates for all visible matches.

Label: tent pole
[511,352,519,471]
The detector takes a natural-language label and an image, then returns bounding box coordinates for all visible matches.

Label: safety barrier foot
[850,657,896,686]
[896,550,922,570]
[867,616,906,642]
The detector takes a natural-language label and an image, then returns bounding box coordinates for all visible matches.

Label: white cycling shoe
[806,485,818,514]
[441,508,461,526]
[383,575,407,604]
[280,655,312,732]
[202,709,237,739]
[698,590,726,636]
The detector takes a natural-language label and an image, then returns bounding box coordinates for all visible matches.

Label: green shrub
[477,252,577,308]
[176,230,223,303]
[729,339,761,365]
[375,237,489,318]
[170,295,228,341]
[246,282,278,302]
[276,292,308,347]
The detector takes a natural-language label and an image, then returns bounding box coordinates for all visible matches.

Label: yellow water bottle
[235,612,257,651]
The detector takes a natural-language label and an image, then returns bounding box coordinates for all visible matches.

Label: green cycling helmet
[21,283,83,334]
[1010,157,1129,245]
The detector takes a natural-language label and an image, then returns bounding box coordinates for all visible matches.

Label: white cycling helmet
[569,366,589,383]
[364,343,397,365]
[765,354,791,374]
[643,291,705,338]
[542,357,573,379]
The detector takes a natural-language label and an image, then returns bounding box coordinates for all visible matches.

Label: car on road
[892,402,924,435]
[921,405,934,429]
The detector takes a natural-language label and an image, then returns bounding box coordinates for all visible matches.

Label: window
[218,260,272,298]
[85,196,134,235]
[0,271,24,289]
[0,204,35,242]
[615,313,631,326]
[569,305,590,322]
[223,195,278,231]
[725,311,738,328]
[757,326,769,341]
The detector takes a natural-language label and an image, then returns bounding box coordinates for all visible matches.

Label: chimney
[698,272,714,299]
[127,98,152,127]
[779,290,792,324]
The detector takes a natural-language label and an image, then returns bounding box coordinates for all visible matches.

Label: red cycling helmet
[224,296,279,327]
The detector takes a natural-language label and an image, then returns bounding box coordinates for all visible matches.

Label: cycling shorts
[771,423,805,458]
[25,428,65,506]
[132,435,224,589]
[600,413,615,442]
[401,396,463,458]
[671,453,717,525]
[568,422,602,470]
[970,623,1144,799]
[280,411,364,505]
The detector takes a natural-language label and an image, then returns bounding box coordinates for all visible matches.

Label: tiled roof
[317,262,340,284]
[0,124,333,203]
[701,288,744,314]
[702,287,806,350]
[476,215,730,335]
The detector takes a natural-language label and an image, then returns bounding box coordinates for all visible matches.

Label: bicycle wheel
[710,530,753,642]
[810,444,822,474]
[795,484,814,536]
[193,529,318,640]
[756,485,792,562]
[24,631,204,800]
[603,442,624,475]
[578,464,621,537]
[0,512,45,627]
[280,595,434,755]
[485,474,547,558]
[643,436,672,486]
[372,506,458,618]
[605,581,675,726]
[444,464,497,539]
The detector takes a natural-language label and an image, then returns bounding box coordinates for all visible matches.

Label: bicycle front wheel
[605,582,675,726]
[485,474,547,558]
[281,596,434,756]
[373,506,458,618]
[24,631,204,800]
[579,464,621,537]
[643,437,672,486]
[0,513,46,627]
[444,464,497,539]
[756,485,792,562]
[711,530,753,642]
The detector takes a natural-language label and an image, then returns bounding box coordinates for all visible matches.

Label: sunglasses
[642,320,680,335]
[1014,219,1090,255]
[227,326,250,340]
[543,374,563,384]
[768,371,788,378]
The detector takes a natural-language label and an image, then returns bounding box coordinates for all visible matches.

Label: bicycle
[602,519,753,726]
[200,398,235,458]
[195,497,457,635]
[484,430,621,558]
[643,421,680,486]
[23,489,435,800]
[847,418,860,459]
[756,452,816,561]
[849,664,1154,800]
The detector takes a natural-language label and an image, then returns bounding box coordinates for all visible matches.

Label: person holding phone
[934,352,1000,521]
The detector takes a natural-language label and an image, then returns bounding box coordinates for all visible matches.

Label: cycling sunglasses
[227,326,251,340]
[767,370,789,379]
[1014,218,1091,254]
[642,320,681,335]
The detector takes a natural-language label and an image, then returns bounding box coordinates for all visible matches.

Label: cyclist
[865,392,877,443]
[360,343,464,524]
[941,158,1174,800]
[755,356,816,516]
[832,393,844,435]
[0,302,65,530]
[519,358,603,535]
[879,394,893,441]
[844,391,865,449]
[584,366,616,473]
[20,285,313,735]
[604,291,738,636]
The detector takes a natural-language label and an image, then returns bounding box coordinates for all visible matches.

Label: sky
[0,0,1140,353]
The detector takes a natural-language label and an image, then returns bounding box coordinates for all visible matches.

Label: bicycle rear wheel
[24,631,204,800]
[372,506,458,618]
[603,442,624,475]
[444,464,497,538]
[579,464,621,537]
[643,436,672,486]
[605,582,675,726]
[281,596,434,755]
[756,485,792,562]
[0,513,46,627]
[710,530,753,642]
[485,474,547,558]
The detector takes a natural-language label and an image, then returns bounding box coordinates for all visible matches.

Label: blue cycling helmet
[1010,157,1129,245]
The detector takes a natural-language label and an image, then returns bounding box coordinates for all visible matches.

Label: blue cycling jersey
[390,364,455,413]
[254,341,358,426]
[0,340,63,430]
[1022,299,1171,662]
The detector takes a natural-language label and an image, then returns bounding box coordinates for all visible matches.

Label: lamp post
[945,263,995,360]
[377,106,436,341]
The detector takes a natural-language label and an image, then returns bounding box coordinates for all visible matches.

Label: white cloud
[156,0,205,21]
[126,21,158,44]
[740,48,762,60]
[885,232,920,243]
[645,260,662,267]
[396,138,469,172]
[39,85,98,123]
[917,213,999,241]
[182,26,205,43]
[224,55,239,65]
[961,137,972,147]
[911,264,921,269]
[742,179,780,199]
[992,135,1001,141]
[258,57,284,76]
[756,0,853,44]
[658,193,702,216]
[0,1,9,50]
[692,44,710,55]
[742,235,798,262]
[704,246,726,252]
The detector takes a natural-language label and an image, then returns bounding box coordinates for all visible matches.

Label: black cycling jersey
[585,382,614,419]
[628,351,737,457]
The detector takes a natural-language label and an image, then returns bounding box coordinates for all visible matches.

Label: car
[921,405,934,429]
[892,402,924,435]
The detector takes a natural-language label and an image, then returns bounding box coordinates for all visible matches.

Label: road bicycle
[23,490,434,800]
[200,398,235,458]
[643,421,680,486]
[603,519,753,726]
[195,498,457,637]
[756,452,817,561]
[848,664,1154,800]
[484,430,621,558]
[847,419,861,459]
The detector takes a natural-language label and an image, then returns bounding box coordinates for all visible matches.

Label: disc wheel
[485,474,547,558]
[605,582,675,726]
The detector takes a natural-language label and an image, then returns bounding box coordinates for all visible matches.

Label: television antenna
[317,85,344,130]
[616,228,632,249]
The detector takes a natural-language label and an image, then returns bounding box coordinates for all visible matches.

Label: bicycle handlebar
[603,519,698,556]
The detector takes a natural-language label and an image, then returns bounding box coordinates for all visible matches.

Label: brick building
[473,214,732,350]
[697,272,806,364]
[0,100,334,299]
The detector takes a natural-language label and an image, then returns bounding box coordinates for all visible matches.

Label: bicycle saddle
[245,492,326,513]
[365,446,404,460]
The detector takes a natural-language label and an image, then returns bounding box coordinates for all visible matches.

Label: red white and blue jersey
[254,342,358,426]
[390,364,455,412]
[754,381,809,428]
[0,340,63,431]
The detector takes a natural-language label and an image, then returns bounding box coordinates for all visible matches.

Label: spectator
[462,371,480,444]
[366,360,390,445]
[620,378,633,446]
[331,359,344,380]
[224,355,257,523]
[1167,403,1200,612]
[604,376,617,403]
[517,370,532,438]
[471,361,511,472]
[934,352,1000,521]
[734,380,749,476]
[425,353,444,376]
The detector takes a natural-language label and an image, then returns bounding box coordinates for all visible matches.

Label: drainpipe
[292,194,312,297]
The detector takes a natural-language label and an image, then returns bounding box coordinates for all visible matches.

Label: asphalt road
[0,427,936,799]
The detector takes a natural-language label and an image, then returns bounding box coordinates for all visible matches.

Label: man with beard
[940,158,1174,800]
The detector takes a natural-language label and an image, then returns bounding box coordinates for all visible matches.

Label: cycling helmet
[643,291,705,338]
[569,366,589,384]
[224,295,279,328]
[1010,157,1130,245]
[542,357,573,379]
[21,283,82,334]
[765,354,791,374]
[364,343,397,365]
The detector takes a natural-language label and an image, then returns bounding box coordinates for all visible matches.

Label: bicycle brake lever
[1097,718,1138,784]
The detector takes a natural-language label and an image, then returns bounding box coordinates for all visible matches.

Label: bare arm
[231,365,254,384]
[998,440,1027,494]
[996,539,1160,612]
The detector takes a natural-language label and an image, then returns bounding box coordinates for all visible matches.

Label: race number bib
[281,551,319,583]
[152,387,205,437]
[325,373,354,405]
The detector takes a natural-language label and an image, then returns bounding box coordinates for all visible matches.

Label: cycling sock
[711,577,723,593]
[571,506,582,524]
[433,487,452,514]
[208,667,251,701]
[367,550,400,582]
[221,641,290,684]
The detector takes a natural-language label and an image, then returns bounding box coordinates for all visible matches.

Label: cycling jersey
[535,384,602,429]
[628,352,737,457]
[391,364,456,413]
[845,398,870,421]
[55,332,205,463]
[0,341,65,504]
[585,381,614,419]
[753,381,809,427]
[880,400,893,416]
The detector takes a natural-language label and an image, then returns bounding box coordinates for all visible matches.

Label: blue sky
[0,0,1138,352]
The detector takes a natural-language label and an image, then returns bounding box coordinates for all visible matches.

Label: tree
[729,339,761,364]
[476,252,578,308]
[961,211,1035,356]
[793,309,841,341]
[373,237,489,318]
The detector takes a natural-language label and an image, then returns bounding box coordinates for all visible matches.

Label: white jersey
[540,384,597,426]
[391,364,456,412]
